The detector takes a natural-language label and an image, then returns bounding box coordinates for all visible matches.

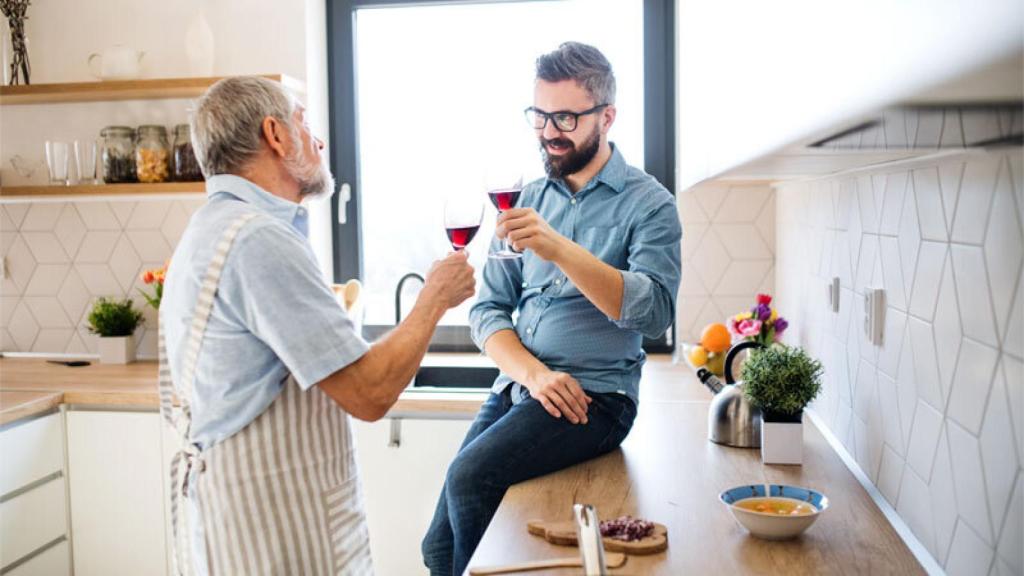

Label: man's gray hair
[191,76,298,178]
[535,42,616,105]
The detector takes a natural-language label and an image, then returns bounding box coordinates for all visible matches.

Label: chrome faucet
[395,272,425,325]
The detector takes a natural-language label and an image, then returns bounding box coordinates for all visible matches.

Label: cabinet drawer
[0,413,64,496]
[6,539,70,576]
[0,477,67,570]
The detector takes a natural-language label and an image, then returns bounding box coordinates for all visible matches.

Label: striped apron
[159,212,374,576]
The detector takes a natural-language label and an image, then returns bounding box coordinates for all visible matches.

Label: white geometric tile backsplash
[0,196,206,358]
[675,181,775,343]
[776,149,1024,575]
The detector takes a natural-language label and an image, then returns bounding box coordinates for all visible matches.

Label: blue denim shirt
[162,175,369,450]
[470,145,682,404]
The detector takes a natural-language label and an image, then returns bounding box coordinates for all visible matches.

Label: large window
[328,0,675,350]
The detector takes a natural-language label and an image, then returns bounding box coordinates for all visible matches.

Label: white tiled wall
[0,197,206,358]
[776,149,1023,575]
[676,181,775,343]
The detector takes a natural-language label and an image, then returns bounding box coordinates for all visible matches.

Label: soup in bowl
[720,484,828,540]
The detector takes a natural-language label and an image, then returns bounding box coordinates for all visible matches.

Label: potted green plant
[87,297,143,364]
[742,345,823,465]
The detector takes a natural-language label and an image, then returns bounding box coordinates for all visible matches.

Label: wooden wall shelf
[0,182,205,198]
[0,74,304,105]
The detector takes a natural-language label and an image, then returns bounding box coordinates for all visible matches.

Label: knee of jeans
[445,454,489,496]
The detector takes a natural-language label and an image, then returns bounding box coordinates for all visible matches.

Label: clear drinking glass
[74,139,100,185]
[484,170,524,259]
[443,193,484,252]
[45,141,70,185]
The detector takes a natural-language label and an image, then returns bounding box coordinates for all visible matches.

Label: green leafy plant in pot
[87,297,143,364]
[742,345,823,465]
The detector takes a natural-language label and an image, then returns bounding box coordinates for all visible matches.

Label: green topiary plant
[87,297,143,337]
[742,345,823,421]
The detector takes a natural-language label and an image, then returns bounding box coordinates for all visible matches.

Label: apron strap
[161,211,261,576]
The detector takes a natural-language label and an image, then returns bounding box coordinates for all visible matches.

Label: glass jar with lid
[100,126,136,183]
[136,125,171,183]
[171,124,203,181]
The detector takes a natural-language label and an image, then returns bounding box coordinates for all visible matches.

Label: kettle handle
[724,340,764,385]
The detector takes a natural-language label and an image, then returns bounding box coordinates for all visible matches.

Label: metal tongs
[573,503,608,575]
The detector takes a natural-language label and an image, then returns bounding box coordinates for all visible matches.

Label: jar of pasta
[135,125,170,183]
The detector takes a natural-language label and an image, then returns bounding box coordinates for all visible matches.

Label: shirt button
[570,198,577,205]
[525,327,533,334]
[522,282,528,288]
[555,278,562,285]
[297,207,306,215]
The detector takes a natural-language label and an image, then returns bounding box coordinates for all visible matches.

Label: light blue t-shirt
[162,175,369,450]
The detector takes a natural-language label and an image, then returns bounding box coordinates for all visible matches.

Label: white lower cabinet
[66,411,168,576]
[6,540,71,576]
[0,476,67,572]
[0,412,69,576]
[352,417,473,576]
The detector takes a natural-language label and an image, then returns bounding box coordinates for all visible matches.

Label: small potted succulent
[742,345,823,465]
[87,297,143,364]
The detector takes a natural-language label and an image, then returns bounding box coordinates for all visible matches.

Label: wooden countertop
[0,357,489,426]
[467,365,924,575]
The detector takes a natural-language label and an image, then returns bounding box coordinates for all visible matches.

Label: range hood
[809,103,1023,150]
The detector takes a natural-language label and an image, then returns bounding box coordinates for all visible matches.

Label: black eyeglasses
[523,104,609,133]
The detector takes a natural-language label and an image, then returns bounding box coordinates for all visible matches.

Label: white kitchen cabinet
[353,417,473,576]
[65,410,168,576]
[0,476,67,572]
[0,412,64,496]
[6,540,71,576]
[0,412,70,576]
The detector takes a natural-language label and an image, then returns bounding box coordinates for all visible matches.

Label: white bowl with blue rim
[720,484,829,540]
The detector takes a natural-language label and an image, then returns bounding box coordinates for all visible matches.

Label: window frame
[327,0,676,352]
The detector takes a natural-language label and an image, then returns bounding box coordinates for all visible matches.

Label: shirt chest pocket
[575,225,629,269]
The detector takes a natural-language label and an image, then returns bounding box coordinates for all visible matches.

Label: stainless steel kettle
[698,341,764,448]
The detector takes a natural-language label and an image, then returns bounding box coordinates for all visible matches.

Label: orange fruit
[700,323,731,353]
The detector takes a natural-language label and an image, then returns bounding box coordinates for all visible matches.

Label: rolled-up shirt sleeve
[223,222,370,390]
[614,200,682,339]
[469,237,523,350]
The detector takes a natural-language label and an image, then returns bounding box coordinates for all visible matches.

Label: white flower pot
[760,413,803,465]
[98,335,136,364]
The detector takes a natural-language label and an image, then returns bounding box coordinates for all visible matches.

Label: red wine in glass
[488,188,522,212]
[488,186,523,259]
[443,195,484,252]
[446,225,480,251]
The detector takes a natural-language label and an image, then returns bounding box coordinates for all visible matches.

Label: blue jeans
[421,386,637,576]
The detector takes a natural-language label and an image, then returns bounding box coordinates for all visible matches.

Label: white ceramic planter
[760,414,803,465]
[98,335,135,364]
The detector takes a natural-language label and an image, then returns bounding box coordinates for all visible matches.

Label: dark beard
[540,125,601,179]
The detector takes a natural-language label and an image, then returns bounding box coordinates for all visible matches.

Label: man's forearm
[320,298,445,420]
[483,329,549,386]
[553,240,624,320]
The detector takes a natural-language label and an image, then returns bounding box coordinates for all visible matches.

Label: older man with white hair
[160,76,476,575]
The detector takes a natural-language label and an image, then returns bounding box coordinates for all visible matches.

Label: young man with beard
[422,42,682,575]
[161,76,476,575]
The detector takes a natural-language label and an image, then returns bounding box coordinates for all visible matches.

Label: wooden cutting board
[526,520,668,555]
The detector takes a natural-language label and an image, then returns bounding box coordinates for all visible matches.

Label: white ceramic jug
[88,45,145,80]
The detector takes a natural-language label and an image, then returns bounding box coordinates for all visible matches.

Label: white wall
[776,148,1023,574]
[675,0,1024,190]
[0,0,336,356]
[675,181,775,344]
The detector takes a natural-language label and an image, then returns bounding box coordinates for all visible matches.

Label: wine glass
[484,171,524,259]
[443,193,484,252]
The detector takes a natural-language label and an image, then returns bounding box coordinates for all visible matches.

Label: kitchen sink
[411,365,499,389]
